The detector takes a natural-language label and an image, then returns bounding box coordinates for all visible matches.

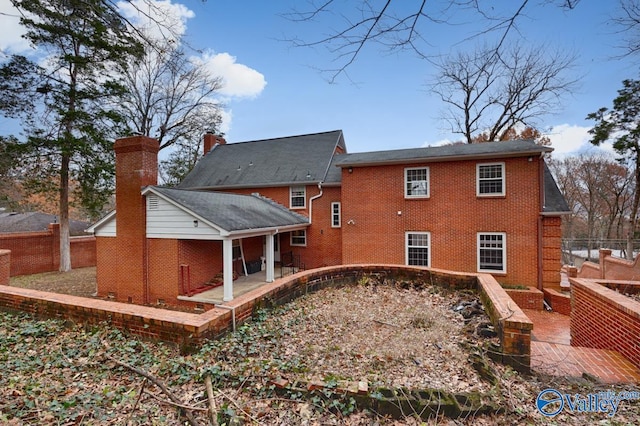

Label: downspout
[537,154,545,291]
[308,182,323,224]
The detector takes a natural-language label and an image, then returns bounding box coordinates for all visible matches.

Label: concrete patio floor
[524,308,640,383]
[181,267,293,305]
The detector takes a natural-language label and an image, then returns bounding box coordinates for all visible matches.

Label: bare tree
[285,0,581,81]
[614,0,640,56]
[431,43,579,143]
[120,43,224,153]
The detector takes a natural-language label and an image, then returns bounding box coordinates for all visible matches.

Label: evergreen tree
[0,0,143,271]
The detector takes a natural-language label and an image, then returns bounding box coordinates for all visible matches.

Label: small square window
[478,233,506,273]
[290,186,306,208]
[406,232,430,267]
[405,167,429,198]
[291,230,307,246]
[477,163,505,196]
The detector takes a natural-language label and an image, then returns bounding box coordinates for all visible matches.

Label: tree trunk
[628,161,640,261]
[59,153,71,272]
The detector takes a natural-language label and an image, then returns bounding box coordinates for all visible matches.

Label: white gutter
[308,182,323,224]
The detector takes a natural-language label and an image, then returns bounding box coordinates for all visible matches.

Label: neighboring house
[87,131,569,308]
[0,211,89,236]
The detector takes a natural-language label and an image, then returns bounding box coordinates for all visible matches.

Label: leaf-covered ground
[1,280,639,424]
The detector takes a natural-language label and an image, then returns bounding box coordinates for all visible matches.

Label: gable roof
[335,139,553,168]
[146,186,309,232]
[178,130,346,190]
[543,163,571,214]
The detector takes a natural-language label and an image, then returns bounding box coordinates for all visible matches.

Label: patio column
[223,238,234,301]
[266,233,274,283]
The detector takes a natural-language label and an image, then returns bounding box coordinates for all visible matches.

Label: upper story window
[405,167,429,198]
[477,232,506,273]
[290,185,306,209]
[477,163,505,196]
[406,232,430,267]
[331,202,341,228]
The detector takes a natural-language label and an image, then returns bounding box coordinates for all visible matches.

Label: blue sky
[0,0,636,157]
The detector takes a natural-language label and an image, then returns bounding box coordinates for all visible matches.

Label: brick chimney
[113,135,159,304]
[203,133,226,155]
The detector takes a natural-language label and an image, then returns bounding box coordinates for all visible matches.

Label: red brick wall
[504,287,544,310]
[0,250,9,285]
[340,157,542,288]
[177,239,219,293]
[543,288,571,315]
[570,278,640,368]
[0,226,96,276]
[96,237,118,298]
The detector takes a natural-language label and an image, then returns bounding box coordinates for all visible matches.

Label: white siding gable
[93,215,116,237]
[146,195,223,239]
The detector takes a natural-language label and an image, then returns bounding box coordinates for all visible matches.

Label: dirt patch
[8,267,96,297]
[214,283,497,394]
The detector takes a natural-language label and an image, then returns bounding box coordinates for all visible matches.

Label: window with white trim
[478,233,506,273]
[406,232,430,267]
[331,202,341,228]
[477,163,505,196]
[290,186,306,208]
[405,167,429,198]
[291,230,307,246]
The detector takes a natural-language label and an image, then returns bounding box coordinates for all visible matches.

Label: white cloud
[0,0,31,53]
[117,0,194,42]
[198,51,267,99]
[219,109,232,135]
[544,123,615,158]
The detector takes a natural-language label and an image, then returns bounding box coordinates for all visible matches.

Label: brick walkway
[524,309,640,383]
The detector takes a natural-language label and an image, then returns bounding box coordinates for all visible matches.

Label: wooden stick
[204,375,219,426]
[104,353,201,426]
[144,389,209,412]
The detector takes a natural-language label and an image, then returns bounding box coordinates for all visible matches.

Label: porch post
[266,233,275,283]
[223,238,234,301]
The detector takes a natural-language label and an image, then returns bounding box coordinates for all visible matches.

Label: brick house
[88,130,569,308]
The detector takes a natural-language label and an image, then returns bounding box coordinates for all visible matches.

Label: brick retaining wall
[0,250,9,285]
[0,264,532,371]
[0,224,96,276]
[570,277,640,368]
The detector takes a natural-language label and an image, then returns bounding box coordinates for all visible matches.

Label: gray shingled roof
[150,186,309,232]
[543,163,571,214]
[335,139,553,167]
[0,212,89,235]
[178,130,345,189]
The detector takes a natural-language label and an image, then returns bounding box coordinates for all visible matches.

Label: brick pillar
[599,249,612,279]
[0,250,10,285]
[49,223,60,271]
[541,216,563,289]
[114,136,159,304]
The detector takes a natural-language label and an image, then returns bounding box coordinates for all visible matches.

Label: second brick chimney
[203,133,226,155]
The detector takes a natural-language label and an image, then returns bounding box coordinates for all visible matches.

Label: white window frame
[477,232,507,273]
[290,185,306,209]
[405,232,431,267]
[290,230,307,246]
[404,167,430,198]
[331,202,341,228]
[476,162,505,196]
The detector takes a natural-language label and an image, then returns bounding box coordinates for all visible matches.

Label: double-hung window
[291,230,307,246]
[405,167,429,198]
[477,163,505,196]
[477,233,506,273]
[290,186,306,209]
[406,232,430,267]
[331,202,341,228]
